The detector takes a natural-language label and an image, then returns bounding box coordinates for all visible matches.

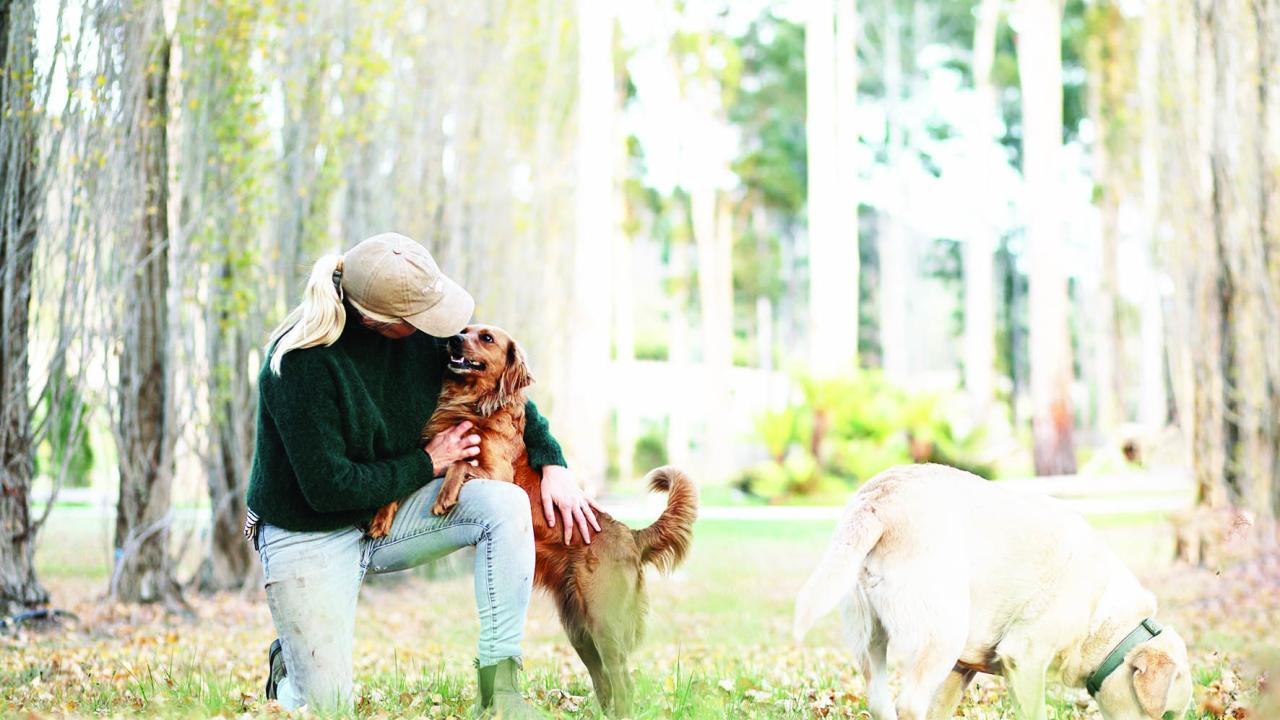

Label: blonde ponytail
[267,254,347,375]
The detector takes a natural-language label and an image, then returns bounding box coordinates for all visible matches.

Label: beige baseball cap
[341,232,474,337]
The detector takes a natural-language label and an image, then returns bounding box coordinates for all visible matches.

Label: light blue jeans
[255,478,535,712]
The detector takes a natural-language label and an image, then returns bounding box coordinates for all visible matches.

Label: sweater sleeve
[262,355,434,514]
[523,399,567,470]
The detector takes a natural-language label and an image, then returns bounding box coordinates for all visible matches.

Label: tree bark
[1084,1,1134,436]
[177,0,263,593]
[694,191,734,480]
[197,261,255,592]
[1156,0,1280,533]
[807,0,860,375]
[964,0,1001,422]
[1018,0,1077,475]
[567,0,614,489]
[0,0,50,616]
[1136,0,1168,430]
[112,7,181,605]
[877,0,911,382]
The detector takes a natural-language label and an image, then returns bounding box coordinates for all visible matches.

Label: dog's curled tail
[633,466,698,574]
[792,502,884,642]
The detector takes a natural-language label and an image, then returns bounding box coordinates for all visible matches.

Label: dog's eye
[481,333,493,343]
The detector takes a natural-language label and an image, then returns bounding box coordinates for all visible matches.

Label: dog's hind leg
[594,634,633,717]
[894,639,960,720]
[842,591,895,720]
[886,601,967,720]
[862,618,895,720]
[926,668,975,720]
[567,629,612,711]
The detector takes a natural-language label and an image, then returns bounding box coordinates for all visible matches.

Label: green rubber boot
[475,658,542,719]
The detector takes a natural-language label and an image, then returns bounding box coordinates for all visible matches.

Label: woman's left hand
[540,466,602,545]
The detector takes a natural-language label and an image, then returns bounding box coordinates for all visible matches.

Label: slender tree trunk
[667,214,693,469]
[614,192,637,482]
[694,192,734,480]
[197,261,255,592]
[0,0,50,616]
[877,0,911,381]
[567,0,614,489]
[964,0,1001,422]
[1018,0,1077,475]
[112,7,181,605]
[177,0,264,593]
[1136,0,1167,430]
[1094,194,1123,433]
[276,59,328,306]
[1085,2,1132,436]
[807,0,859,375]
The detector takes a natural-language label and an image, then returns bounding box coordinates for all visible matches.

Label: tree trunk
[197,261,256,592]
[1093,187,1123,434]
[877,0,911,382]
[1156,0,1280,539]
[807,0,859,376]
[1204,0,1279,518]
[177,0,264,594]
[1136,5,1167,430]
[112,8,181,605]
[1018,0,1077,475]
[667,208,693,470]
[1084,1,1135,436]
[694,192,734,481]
[567,0,614,489]
[614,187,637,483]
[0,0,50,616]
[964,0,1001,422]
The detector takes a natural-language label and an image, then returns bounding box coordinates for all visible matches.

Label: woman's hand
[540,466,602,545]
[424,421,481,476]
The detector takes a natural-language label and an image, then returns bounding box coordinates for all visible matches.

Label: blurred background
[1,1,1278,707]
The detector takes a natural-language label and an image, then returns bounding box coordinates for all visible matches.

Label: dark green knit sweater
[246,306,566,532]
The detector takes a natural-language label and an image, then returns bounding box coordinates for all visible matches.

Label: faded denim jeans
[255,478,535,713]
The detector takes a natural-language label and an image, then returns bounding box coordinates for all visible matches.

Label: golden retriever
[369,325,697,714]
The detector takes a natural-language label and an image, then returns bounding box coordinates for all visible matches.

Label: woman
[245,232,600,716]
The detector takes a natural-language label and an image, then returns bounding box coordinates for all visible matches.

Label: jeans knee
[465,480,532,535]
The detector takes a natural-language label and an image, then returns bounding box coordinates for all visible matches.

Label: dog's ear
[497,340,533,400]
[477,340,533,416]
[1130,646,1177,718]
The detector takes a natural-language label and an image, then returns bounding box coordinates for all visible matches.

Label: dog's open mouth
[448,354,485,372]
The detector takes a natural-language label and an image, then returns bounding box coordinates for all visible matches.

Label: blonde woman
[245,233,600,717]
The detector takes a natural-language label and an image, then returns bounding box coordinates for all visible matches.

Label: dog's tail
[792,502,884,642]
[633,466,698,574]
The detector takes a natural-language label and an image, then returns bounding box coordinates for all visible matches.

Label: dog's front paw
[430,497,456,516]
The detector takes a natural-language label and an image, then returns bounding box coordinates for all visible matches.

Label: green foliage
[729,13,806,217]
[34,380,95,488]
[633,426,669,478]
[739,369,992,502]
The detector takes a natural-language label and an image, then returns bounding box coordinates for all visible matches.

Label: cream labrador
[793,464,1192,720]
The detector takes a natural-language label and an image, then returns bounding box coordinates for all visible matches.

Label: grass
[3,512,1272,717]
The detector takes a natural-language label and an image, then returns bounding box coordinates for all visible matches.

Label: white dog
[793,464,1192,720]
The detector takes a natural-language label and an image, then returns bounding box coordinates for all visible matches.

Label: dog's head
[1095,626,1193,720]
[444,324,533,416]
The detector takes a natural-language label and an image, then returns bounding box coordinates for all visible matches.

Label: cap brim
[402,275,475,337]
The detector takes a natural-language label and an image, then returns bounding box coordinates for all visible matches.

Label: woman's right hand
[424,421,481,475]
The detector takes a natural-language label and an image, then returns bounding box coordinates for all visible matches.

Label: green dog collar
[1086,618,1164,696]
